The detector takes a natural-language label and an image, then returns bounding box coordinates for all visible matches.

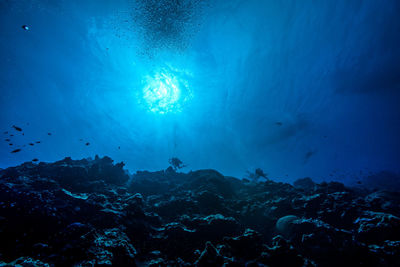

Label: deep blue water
[1,0,399,183]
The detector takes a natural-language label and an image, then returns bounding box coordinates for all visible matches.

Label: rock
[364,191,400,216]
[195,190,225,214]
[315,181,347,194]
[0,156,399,265]
[292,193,325,215]
[259,236,307,267]
[194,242,225,266]
[293,177,315,192]
[222,228,263,259]
[0,257,50,266]
[368,240,400,266]
[276,215,299,237]
[191,214,242,242]
[186,169,236,198]
[355,211,400,244]
[88,228,137,266]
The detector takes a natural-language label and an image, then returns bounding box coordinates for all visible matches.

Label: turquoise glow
[142,70,191,114]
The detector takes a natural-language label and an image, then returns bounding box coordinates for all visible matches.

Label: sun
[142,70,191,114]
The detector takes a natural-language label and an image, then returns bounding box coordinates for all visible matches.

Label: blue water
[1,0,399,183]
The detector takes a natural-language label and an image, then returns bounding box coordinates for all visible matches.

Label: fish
[11,149,21,153]
[21,25,29,31]
[305,151,314,159]
[29,143,34,146]
[118,146,120,149]
[9,143,12,146]
[32,158,39,162]
[3,131,8,134]
[12,125,22,131]
[10,134,14,137]
[36,141,41,143]
[304,150,316,163]
[275,122,283,126]
[5,139,10,142]
[48,133,52,135]
[85,142,90,146]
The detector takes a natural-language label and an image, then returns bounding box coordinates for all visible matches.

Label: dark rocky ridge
[0,156,399,266]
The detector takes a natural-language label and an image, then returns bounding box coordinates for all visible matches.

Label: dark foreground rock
[0,156,399,266]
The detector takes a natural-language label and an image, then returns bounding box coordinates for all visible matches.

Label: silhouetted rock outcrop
[0,156,399,266]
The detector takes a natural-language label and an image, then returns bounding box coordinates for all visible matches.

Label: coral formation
[0,156,399,266]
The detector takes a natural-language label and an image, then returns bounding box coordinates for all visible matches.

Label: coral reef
[0,156,399,266]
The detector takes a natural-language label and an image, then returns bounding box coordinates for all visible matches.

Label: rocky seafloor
[0,156,399,266]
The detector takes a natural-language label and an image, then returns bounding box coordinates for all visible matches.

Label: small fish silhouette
[32,158,39,162]
[12,125,22,131]
[86,142,90,146]
[11,149,21,153]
